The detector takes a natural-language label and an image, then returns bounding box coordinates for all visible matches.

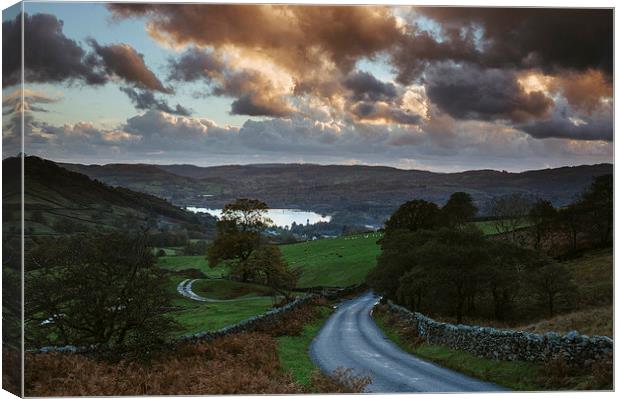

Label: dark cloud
[3,13,106,87]
[350,101,421,125]
[425,64,554,123]
[390,28,481,84]
[2,12,172,98]
[518,114,612,142]
[167,47,226,82]
[88,39,171,93]
[343,71,397,101]
[230,94,291,117]
[119,87,191,116]
[418,8,613,76]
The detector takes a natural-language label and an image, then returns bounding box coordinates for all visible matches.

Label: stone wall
[385,300,613,367]
[35,286,364,354]
[176,293,319,344]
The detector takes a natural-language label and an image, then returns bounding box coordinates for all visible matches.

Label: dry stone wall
[386,300,613,367]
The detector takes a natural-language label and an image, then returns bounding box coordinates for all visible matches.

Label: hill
[2,156,216,237]
[62,161,612,227]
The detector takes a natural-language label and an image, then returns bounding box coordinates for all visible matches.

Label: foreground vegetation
[373,306,612,391]
[277,307,333,385]
[24,300,369,396]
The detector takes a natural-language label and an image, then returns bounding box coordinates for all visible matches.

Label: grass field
[191,279,274,300]
[171,298,276,335]
[277,307,333,385]
[163,276,276,335]
[280,233,382,287]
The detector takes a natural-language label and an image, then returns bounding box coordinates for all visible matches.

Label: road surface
[176,279,278,303]
[310,291,506,393]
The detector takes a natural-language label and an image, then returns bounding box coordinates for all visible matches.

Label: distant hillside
[3,156,216,237]
[63,161,612,226]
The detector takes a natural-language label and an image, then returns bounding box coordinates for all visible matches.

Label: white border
[0,1,617,399]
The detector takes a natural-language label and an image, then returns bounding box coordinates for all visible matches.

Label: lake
[186,207,331,227]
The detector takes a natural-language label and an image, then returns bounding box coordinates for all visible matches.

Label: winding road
[310,291,506,393]
[176,279,277,302]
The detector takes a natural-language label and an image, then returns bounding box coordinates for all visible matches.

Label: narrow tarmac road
[176,279,278,302]
[310,291,506,393]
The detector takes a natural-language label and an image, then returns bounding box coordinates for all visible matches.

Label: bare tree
[486,193,532,241]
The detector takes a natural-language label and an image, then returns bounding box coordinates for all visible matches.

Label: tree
[528,199,557,250]
[528,262,575,317]
[485,240,534,320]
[372,227,488,323]
[413,228,489,323]
[580,174,612,245]
[557,204,586,252]
[207,199,272,281]
[25,232,178,357]
[486,193,532,241]
[442,192,478,227]
[384,199,444,236]
[247,246,299,300]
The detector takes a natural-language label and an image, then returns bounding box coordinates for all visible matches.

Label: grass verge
[277,306,333,385]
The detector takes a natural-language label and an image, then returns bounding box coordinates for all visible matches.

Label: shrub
[25,333,304,396]
[309,367,372,393]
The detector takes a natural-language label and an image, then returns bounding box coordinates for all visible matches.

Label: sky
[1,2,614,172]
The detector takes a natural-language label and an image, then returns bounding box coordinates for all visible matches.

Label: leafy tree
[528,199,557,250]
[527,262,576,317]
[247,246,299,300]
[207,199,272,281]
[485,240,534,320]
[580,174,612,245]
[557,204,586,252]
[412,228,489,323]
[372,227,489,323]
[25,232,178,358]
[442,192,478,227]
[384,199,444,236]
[486,193,532,241]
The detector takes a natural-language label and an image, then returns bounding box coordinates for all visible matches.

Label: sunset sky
[2,2,613,171]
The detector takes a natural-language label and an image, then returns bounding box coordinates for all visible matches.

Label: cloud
[553,69,613,115]
[2,89,61,114]
[108,4,402,76]
[120,87,191,116]
[88,39,171,93]
[517,112,613,142]
[168,47,294,117]
[167,47,226,82]
[17,108,612,171]
[343,71,398,101]
[418,8,613,75]
[2,12,173,113]
[2,13,106,87]
[425,64,554,123]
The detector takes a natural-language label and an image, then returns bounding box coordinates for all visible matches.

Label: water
[186,207,331,227]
